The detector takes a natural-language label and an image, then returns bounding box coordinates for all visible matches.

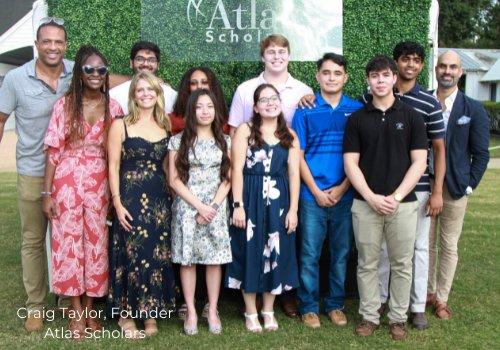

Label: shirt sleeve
[343,115,360,153]
[109,98,124,118]
[426,97,445,140]
[228,87,245,128]
[167,133,181,151]
[0,72,17,115]
[291,108,307,150]
[224,134,232,150]
[409,110,429,150]
[44,98,67,166]
[164,86,177,114]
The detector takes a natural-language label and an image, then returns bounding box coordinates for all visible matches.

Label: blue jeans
[298,199,353,315]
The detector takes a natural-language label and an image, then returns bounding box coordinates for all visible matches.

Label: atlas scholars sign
[142,0,343,61]
[197,0,275,44]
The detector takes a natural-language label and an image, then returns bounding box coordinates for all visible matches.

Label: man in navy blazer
[428,50,490,319]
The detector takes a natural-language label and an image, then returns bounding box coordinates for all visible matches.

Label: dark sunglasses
[82,65,109,75]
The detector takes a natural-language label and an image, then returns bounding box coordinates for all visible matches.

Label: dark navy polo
[343,99,428,202]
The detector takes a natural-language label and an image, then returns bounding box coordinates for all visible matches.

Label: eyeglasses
[39,17,65,26]
[134,56,158,64]
[257,95,280,104]
[82,65,109,75]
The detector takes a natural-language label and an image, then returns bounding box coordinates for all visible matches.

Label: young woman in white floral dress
[168,89,232,335]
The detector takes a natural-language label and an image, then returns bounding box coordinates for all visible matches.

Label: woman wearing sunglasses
[42,45,123,341]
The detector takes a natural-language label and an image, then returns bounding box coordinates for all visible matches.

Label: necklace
[82,95,103,109]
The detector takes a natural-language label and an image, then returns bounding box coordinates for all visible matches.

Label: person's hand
[285,210,298,234]
[197,203,217,222]
[195,214,209,225]
[383,196,400,214]
[232,207,246,228]
[298,94,316,109]
[427,191,443,217]
[326,185,344,206]
[115,202,133,231]
[366,194,397,215]
[42,196,57,220]
[314,189,334,207]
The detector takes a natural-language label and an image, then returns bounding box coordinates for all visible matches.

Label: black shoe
[411,312,428,330]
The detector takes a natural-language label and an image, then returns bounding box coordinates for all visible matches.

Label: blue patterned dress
[107,122,176,318]
[226,142,299,294]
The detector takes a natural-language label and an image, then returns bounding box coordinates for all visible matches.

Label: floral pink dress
[44,97,123,297]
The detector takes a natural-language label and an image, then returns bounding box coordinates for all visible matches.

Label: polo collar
[394,82,422,97]
[316,92,346,109]
[28,58,72,79]
[258,72,294,90]
[366,98,403,112]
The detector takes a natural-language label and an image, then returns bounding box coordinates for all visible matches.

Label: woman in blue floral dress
[226,84,301,332]
[107,72,175,339]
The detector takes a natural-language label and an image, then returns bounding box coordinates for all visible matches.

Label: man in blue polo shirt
[292,53,362,329]
[361,42,446,330]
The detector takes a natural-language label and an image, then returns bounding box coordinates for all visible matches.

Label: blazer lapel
[446,91,465,148]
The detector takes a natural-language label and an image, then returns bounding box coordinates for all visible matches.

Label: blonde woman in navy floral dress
[107,72,175,339]
[226,84,300,332]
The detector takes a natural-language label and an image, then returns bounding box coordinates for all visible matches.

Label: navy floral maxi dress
[226,142,299,295]
[107,122,176,318]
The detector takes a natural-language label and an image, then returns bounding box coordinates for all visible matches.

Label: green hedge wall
[48,0,431,102]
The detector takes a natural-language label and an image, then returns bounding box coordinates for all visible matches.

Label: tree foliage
[439,0,499,48]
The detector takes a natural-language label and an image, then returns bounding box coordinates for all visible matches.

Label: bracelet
[210,202,220,210]
[41,191,52,197]
[111,194,120,199]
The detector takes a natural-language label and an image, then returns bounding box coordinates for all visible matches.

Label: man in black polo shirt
[343,55,428,341]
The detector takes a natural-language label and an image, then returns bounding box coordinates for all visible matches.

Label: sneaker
[25,314,43,332]
[411,312,428,330]
[389,322,407,341]
[301,312,321,329]
[327,309,347,326]
[355,319,379,337]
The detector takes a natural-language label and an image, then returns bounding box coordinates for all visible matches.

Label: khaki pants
[18,174,48,311]
[352,199,418,324]
[428,183,468,303]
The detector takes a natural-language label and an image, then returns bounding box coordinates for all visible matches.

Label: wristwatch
[465,186,473,196]
[232,201,243,208]
[394,192,403,202]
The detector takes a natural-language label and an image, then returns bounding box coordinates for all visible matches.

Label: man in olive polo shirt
[343,55,428,341]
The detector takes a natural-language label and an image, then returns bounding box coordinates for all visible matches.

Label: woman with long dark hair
[226,83,300,332]
[168,89,232,335]
[42,45,123,340]
[170,66,229,134]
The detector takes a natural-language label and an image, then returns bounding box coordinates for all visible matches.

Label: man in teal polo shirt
[293,53,362,329]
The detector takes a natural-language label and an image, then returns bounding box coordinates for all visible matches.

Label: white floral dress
[168,133,232,265]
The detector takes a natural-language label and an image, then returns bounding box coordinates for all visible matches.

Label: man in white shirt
[110,41,177,114]
[428,50,489,320]
[228,34,312,137]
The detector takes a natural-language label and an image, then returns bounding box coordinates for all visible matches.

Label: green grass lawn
[490,135,500,158]
[0,171,498,349]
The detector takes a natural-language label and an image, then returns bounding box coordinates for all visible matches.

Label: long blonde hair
[125,71,171,132]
